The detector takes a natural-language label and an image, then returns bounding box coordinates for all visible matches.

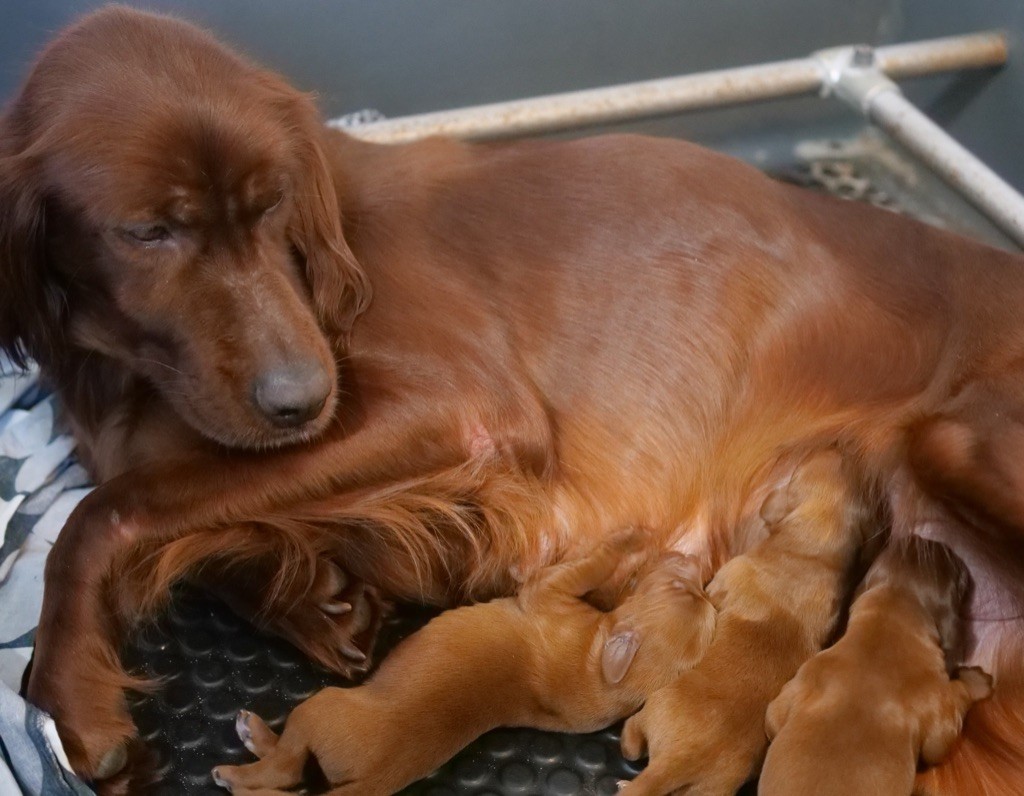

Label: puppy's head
[759,448,877,557]
[0,7,370,448]
[861,536,972,663]
[600,552,716,689]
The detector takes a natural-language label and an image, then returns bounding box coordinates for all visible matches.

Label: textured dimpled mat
[123,135,1017,796]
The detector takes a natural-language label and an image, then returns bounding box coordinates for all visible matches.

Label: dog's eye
[264,190,285,214]
[124,224,172,244]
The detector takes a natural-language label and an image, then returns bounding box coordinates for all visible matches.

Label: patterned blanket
[0,358,95,795]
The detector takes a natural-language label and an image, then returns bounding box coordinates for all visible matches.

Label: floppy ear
[601,625,641,685]
[0,144,64,370]
[759,484,794,528]
[286,93,371,339]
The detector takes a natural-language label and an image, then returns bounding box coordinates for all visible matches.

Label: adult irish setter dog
[1,6,1022,793]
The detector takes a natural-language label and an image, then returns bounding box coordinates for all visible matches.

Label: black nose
[252,361,331,428]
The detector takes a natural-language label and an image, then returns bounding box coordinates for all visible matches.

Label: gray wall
[1,1,1021,185]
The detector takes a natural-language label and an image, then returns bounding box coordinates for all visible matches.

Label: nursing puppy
[759,537,993,796]
[211,529,716,795]
[619,450,873,796]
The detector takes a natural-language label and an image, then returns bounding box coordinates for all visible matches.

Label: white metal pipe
[819,45,1024,248]
[335,32,1006,144]
[871,89,1024,245]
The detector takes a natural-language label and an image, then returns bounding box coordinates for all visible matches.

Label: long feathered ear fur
[285,92,371,340]
[0,110,65,371]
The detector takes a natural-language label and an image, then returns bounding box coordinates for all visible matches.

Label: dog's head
[861,536,972,664]
[0,7,370,447]
[759,448,880,557]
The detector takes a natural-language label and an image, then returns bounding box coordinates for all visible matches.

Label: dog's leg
[27,410,507,784]
[619,710,694,796]
[197,555,385,677]
[901,383,1024,791]
[620,708,650,760]
[215,593,535,795]
[213,709,308,793]
[907,383,1024,582]
[919,667,993,767]
[617,759,687,796]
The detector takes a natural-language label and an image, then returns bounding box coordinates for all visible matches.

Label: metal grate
[771,130,1018,251]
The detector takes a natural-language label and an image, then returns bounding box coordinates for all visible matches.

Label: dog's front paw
[620,709,650,761]
[262,560,390,678]
[27,656,140,790]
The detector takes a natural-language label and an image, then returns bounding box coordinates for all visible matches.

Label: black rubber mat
[123,589,669,795]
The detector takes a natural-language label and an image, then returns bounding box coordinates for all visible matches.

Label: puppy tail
[916,638,1024,795]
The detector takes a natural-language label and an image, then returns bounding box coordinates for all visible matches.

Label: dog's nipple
[466,422,497,459]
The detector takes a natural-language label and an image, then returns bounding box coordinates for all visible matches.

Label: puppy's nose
[252,361,331,427]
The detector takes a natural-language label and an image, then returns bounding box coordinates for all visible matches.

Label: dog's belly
[889,476,1017,668]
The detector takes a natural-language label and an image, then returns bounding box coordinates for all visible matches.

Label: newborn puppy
[759,537,993,796]
[619,449,872,796]
[212,529,716,795]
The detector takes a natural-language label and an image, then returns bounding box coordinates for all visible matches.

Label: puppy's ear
[759,484,793,528]
[0,144,63,370]
[286,92,371,339]
[601,625,641,685]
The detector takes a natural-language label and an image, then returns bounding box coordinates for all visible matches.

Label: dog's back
[760,636,924,795]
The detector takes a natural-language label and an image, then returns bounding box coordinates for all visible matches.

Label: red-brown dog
[6,8,1024,792]
[760,537,993,796]
[618,450,873,796]
[209,530,716,795]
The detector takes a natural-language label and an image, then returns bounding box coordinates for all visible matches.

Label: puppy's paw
[236,710,279,757]
[212,756,298,792]
[213,695,345,793]
[620,712,649,761]
[957,665,994,702]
